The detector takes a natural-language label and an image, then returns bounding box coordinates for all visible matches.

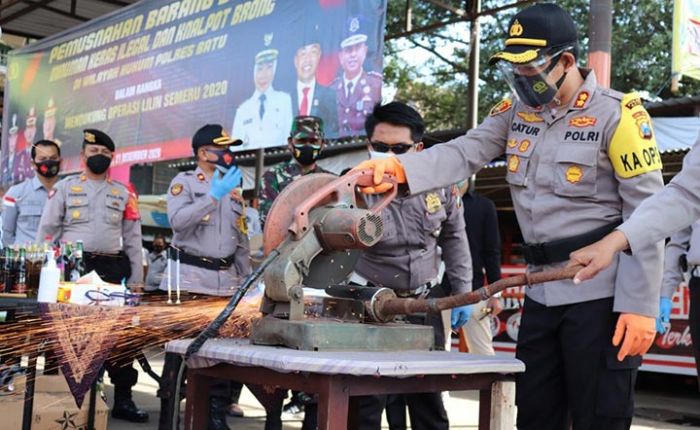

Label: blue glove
[656,297,672,334]
[451,304,472,330]
[209,166,242,201]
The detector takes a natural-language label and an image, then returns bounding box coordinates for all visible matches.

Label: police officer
[232,43,293,150]
[36,129,148,423]
[158,124,250,430]
[258,115,332,226]
[3,139,61,247]
[348,102,472,430]
[354,4,664,429]
[333,17,382,136]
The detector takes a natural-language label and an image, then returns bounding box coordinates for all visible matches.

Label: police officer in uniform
[355,5,664,430]
[232,43,293,150]
[333,17,382,136]
[348,102,472,430]
[37,129,148,423]
[158,124,250,430]
[3,139,61,246]
[258,115,332,226]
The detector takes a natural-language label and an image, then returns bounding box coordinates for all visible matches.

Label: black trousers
[516,297,639,430]
[688,277,700,387]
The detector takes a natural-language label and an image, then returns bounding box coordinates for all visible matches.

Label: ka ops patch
[608,93,662,179]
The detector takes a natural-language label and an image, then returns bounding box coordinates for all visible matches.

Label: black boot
[112,397,149,423]
[208,396,231,430]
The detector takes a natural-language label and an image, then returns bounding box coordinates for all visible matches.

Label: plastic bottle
[37,251,61,303]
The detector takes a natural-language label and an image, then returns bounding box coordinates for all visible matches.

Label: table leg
[21,348,38,430]
[184,370,211,430]
[489,380,516,430]
[317,375,348,430]
[478,387,492,430]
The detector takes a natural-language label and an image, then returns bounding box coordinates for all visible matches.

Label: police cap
[489,3,578,65]
[83,129,115,151]
[192,124,242,152]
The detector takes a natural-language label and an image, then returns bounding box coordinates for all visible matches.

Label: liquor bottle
[72,240,86,280]
[13,247,27,294]
[3,248,14,293]
[63,242,74,283]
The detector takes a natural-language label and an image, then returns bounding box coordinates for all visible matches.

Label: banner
[672,0,700,82]
[1,0,387,184]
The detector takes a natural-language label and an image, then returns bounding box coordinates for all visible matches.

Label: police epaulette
[599,87,625,101]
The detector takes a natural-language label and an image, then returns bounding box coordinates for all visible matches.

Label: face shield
[496,46,572,108]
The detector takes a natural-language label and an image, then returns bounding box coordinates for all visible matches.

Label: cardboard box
[0,375,108,430]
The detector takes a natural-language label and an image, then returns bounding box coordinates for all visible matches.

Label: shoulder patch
[170,183,183,196]
[3,196,16,207]
[489,98,512,116]
[608,93,662,179]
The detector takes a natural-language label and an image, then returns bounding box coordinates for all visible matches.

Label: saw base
[250,317,436,351]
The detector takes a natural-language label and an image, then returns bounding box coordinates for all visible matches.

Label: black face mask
[86,154,112,174]
[292,144,321,166]
[35,160,60,178]
[205,148,236,173]
[512,57,567,108]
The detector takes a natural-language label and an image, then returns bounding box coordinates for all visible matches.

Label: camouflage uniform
[258,160,330,226]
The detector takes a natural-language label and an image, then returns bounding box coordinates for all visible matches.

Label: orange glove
[613,313,656,361]
[352,157,407,194]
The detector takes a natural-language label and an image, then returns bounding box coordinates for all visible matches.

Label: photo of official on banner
[1,0,387,184]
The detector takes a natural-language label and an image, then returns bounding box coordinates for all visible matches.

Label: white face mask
[369,151,395,160]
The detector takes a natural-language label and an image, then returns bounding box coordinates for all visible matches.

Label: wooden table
[166,338,525,430]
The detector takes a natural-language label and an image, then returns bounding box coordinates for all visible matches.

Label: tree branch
[407,37,469,73]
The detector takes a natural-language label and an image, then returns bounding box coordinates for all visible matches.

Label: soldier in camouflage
[258,115,333,226]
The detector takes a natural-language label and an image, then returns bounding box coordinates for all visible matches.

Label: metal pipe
[378,265,582,317]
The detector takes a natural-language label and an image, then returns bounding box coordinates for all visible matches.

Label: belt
[84,251,126,259]
[177,249,237,271]
[522,220,621,266]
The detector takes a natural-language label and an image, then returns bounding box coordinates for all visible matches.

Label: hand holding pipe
[376,265,583,320]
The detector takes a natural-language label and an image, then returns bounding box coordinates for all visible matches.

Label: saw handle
[291,170,397,239]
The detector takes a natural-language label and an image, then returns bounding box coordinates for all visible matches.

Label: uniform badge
[79,174,87,181]
[238,215,249,235]
[170,183,183,196]
[518,139,531,153]
[625,97,642,110]
[633,111,653,140]
[509,19,523,36]
[72,210,81,219]
[424,192,442,214]
[516,112,544,123]
[84,131,96,143]
[489,98,512,117]
[112,201,120,207]
[196,173,206,182]
[508,155,520,173]
[111,188,119,196]
[202,214,211,222]
[566,165,583,184]
[70,185,83,193]
[507,138,517,149]
[569,116,597,128]
[573,91,589,109]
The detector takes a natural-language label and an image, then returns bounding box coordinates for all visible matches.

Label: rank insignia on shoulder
[489,98,512,116]
[425,192,442,214]
[170,183,183,196]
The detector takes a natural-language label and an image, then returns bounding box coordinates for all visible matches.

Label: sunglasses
[369,141,416,154]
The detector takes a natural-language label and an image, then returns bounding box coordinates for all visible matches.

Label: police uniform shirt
[398,69,664,317]
[232,87,293,150]
[160,167,251,296]
[618,136,700,256]
[334,70,382,135]
[355,187,473,296]
[36,174,144,284]
[3,176,51,247]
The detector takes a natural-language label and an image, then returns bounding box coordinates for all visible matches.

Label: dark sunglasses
[369,141,416,154]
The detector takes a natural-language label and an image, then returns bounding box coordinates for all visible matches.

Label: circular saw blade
[263,173,338,255]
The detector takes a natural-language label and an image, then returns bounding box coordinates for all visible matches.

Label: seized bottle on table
[38,251,60,303]
[12,247,27,294]
[3,248,14,293]
[72,240,86,281]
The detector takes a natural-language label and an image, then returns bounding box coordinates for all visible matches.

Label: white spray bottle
[37,251,60,303]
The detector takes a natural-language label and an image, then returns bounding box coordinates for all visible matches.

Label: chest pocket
[105,198,125,225]
[66,197,89,225]
[421,192,448,238]
[18,202,43,229]
[553,144,599,197]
